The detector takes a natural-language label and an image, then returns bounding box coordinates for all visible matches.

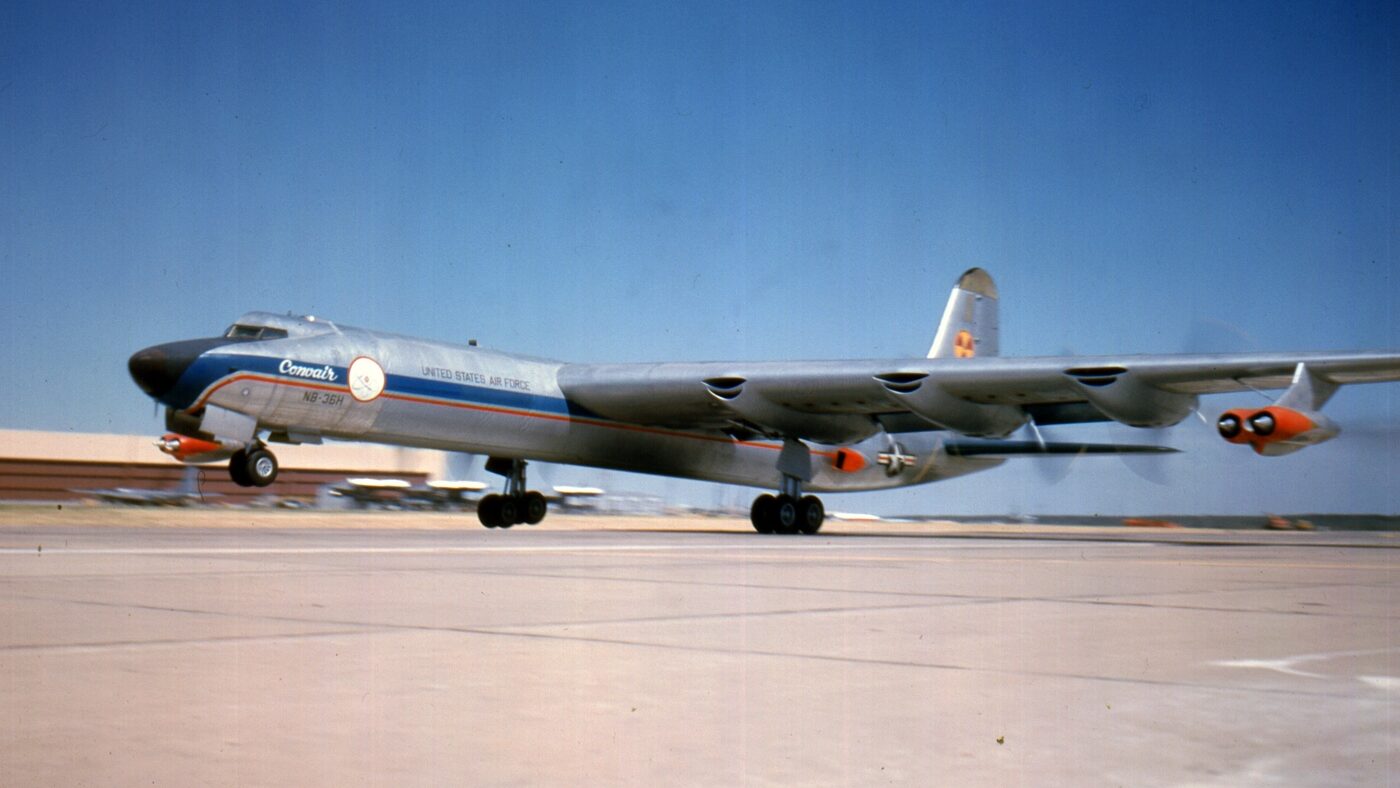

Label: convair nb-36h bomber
[128,269,1400,533]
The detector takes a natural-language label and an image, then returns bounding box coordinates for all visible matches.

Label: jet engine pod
[874,372,1026,437]
[1216,406,1338,456]
[155,433,239,463]
[831,447,868,473]
[1216,409,1253,444]
[1063,367,1198,428]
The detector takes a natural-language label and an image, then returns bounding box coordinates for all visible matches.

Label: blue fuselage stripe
[168,352,597,419]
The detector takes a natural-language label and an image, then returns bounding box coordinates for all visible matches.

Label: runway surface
[1,518,1396,786]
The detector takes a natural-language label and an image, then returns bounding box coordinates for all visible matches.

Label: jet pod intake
[1216,406,1338,456]
[155,433,241,464]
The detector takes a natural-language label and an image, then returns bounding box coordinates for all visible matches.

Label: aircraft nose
[128,341,203,399]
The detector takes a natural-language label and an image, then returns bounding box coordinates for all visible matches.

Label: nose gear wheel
[228,445,278,488]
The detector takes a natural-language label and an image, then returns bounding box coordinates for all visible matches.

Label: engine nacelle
[1216,406,1339,456]
[1063,367,1197,428]
[155,433,240,463]
[702,377,880,444]
[874,372,1026,437]
[831,447,869,473]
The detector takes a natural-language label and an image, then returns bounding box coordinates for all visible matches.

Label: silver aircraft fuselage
[128,266,1400,533]
[137,312,997,493]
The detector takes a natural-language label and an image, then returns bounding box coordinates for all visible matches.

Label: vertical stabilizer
[927,268,999,359]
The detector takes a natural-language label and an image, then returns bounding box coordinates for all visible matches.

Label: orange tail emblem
[954,330,976,358]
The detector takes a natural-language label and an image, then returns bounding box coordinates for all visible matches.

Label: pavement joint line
[462,551,1400,572]
[5,523,1398,550]
[5,545,1395,573]
[0,628,390,654]
[0,568,400,584]
[1033,597,1398,620]
[4,593,1376,702]
[8,562,1387,619]
[2,591,1007,645]
[472,599,994,631]
[440,626,1380,702]
[456,568,1399,618]
[841,532,1400,550]
[0,542,1062,556]
[13,569,1391,662]
[11,553,1366,605]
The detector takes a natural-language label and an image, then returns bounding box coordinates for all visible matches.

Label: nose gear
[228,444,279,488]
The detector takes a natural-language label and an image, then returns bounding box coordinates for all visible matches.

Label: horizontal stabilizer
[944,439,1177,457]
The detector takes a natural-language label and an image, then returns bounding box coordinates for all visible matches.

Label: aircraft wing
[558,351,1400,443]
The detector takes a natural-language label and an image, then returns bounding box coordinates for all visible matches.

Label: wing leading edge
[562,352,1400,450]
[559,268,1400,446]
[558,351,1400,442]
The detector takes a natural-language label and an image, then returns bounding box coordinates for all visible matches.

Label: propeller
[1115,316,1263,484]
[1322,419,1400,450]
[1117,425,1175,484]
[443,451,482,480]
[1023,420,1087,485]
[533,460,557,490]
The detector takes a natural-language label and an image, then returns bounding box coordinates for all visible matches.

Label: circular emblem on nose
[348,356,386,402]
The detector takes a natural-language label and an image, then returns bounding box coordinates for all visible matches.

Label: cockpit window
[224,325,290,341]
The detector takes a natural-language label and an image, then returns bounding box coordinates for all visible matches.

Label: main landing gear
[751,470,825,535]
[228,445,278,487]
[478,457,548,529]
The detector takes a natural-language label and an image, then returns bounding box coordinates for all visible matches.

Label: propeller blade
[1119,426,1174,485]
[1022,421,1080,484]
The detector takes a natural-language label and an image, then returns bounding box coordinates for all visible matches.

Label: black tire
[478,494,501,528]
[245,448,278,488]
[798,496,825,535]
[228,449,253,487]
[751,494,777,533]
[497,496,519,528]
[523,492,547,525]
[773,494,799,535]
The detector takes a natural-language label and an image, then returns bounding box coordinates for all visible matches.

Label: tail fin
[927,267,999,359]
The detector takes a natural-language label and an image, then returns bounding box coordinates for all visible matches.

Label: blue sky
[2,0,1396,514]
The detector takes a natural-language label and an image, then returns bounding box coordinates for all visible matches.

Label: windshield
[224,325,290,341]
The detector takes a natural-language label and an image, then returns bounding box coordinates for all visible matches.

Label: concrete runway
[1,519,1397,786]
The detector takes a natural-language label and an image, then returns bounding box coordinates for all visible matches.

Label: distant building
[0,429,448,504]
[591,491,667,516]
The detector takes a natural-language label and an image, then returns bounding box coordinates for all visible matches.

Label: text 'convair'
[279,359,338,382]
